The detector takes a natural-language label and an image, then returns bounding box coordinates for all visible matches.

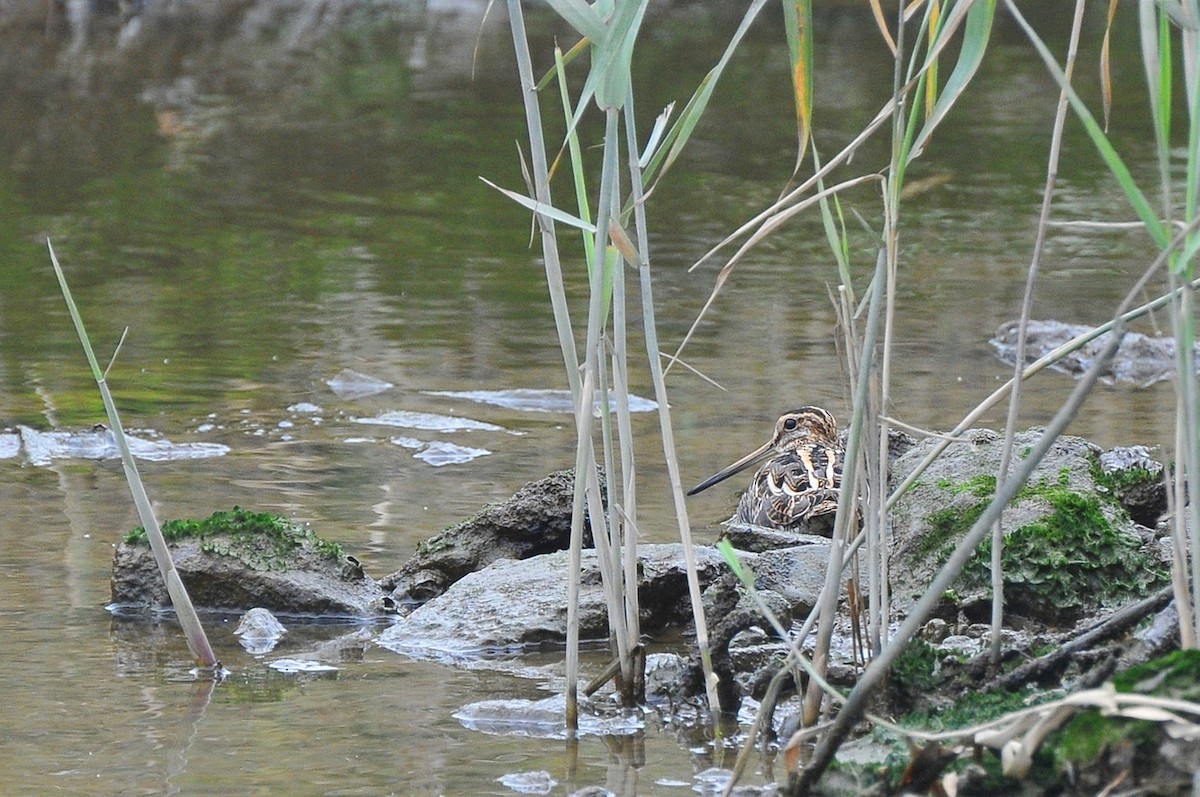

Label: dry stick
[990,0,1088,669]
[1174,279,1200,646]
[873,0,907,663]
[1170,400,1196,647]
[622,88,721,718]
[592,348,635,699]
[504,0,587,729]
[607,144,641,698]
[802,247,887,726]
[790,322,1127,796]
[667,173,882,377]
[834,281,883,657]
[619,101,654,684]
[48,241,219,671]
[579,113,622,662]
[594,344,623,682]
[610,357,642,694]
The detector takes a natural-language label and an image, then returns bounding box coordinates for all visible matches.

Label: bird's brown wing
[738,444,844,529]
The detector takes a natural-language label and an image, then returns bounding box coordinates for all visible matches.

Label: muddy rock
[111,509,389,617]
[889,429,1169,627]
[991,319,1189,387]
[379,468,599,608]
[376,544,725,659]
[1098,444,1167,527]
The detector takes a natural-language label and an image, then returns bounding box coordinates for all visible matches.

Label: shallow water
[0,2,1184,794]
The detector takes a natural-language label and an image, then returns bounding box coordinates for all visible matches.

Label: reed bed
[498,0,1199,791]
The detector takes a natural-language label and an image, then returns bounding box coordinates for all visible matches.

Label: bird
[687,406,845,531]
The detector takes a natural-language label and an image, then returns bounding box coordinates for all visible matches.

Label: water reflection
[0,1,1184,795]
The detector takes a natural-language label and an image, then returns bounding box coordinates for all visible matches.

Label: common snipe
[687,406,844,530]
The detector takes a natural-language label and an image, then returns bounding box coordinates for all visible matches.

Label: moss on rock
[124,507,344,572]
[889,430,1168,623]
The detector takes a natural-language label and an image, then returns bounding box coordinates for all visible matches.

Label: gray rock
[235,607,287,654]
[1099,445,1167,527]
[888,429,1168,626]
[740,542,842,612]
[379,468,600,608]
[991,319,1189,387]
[376,544,725,659]
[111,512,389,617]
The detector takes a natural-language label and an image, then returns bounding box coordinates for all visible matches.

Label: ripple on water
[389,436,491,466]
[325,368,393,399]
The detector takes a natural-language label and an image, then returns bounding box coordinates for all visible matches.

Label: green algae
[124,507,344,571]
[1048,650,1200,774]
[920,466,1166,617]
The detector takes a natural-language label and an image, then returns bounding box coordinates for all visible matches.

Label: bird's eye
[783,417,798,431]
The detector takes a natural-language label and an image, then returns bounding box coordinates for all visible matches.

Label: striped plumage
[688,407,844,530]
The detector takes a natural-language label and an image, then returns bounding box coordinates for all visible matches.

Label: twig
[994,587,1173,692]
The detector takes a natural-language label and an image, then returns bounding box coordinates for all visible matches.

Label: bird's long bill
[686,440,775,496]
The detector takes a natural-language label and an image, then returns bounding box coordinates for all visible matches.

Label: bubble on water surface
[454,694,642,739]
[268,658,338,673]
[353,409,504,432]
[17,426,229,466]
[496,770,556,794]
[427,388,657,415]
[414,441,490,466]
[0,433,20,459]
[325,368,393,398]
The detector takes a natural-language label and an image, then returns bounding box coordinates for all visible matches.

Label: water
[0,2,1183,794]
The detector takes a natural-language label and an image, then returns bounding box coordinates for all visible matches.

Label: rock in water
[378,468,601,609]
[888,429,1168,625]
[111,508,390,617]
[235,607,287,654]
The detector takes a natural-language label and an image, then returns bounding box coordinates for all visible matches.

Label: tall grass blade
[621,91,721,718]
[640,0,771,191]
[1006,0,1169,250]
[47,240,219,671]
[783,0,814,171]
[1099,0,1120,130]
[907,0,996,162]
[504,0,588,729]
[868,0,897,54]
[923,0,941,119]
[542,0,604,41]
[479,177,597,232]
[593,1,646,110]
[989,0,1087,670]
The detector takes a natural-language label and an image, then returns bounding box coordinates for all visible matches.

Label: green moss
[1091,459,1161,494]
[1047,651,1200,777]
[124,507,344,571]
[892,639,940,701]
[920,501,986,562]
[937,474,997,497]
[903,681,1041,730]
[1113,648,1200,700]
[919,466,1167,615]
[974,486,1166,612]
